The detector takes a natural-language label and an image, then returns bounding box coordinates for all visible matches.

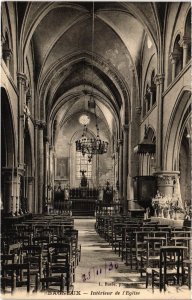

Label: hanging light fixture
[75,2,108,161]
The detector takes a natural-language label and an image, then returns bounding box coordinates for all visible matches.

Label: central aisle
[73,218,190,300]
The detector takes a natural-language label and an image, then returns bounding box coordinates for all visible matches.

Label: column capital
[154,171,180,185]
[135,106,141,115]
[34,119,46,129]
[17,72,28,85]
[118,139,123,145]
[179,35,191,48]
[154,74,165,85]
[2,166,24,176]
[122,124,129,132]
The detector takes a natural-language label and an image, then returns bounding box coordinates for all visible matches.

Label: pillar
[35,120,46,213]
[169,52,181,81]
[17,73,27,167]
[155,74,164,171]
[154,171,179,197]
[27,176,34,213]
[34,122,38,213]
[122,124,129,212]
[179,36,191,67]
[118,139,123,204]
[44,136,50,210]
[2,167,23,215]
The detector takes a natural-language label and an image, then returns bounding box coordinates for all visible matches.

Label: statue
[80,170,88,187]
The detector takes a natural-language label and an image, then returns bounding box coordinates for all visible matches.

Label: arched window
[76,152,92,179]
[173,35,183,77]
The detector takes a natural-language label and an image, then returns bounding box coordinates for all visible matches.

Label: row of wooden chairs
[1,214,80,294]
[95,214,191,291]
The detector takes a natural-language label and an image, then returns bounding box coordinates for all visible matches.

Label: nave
[1,2,191,299]
[1,213,191,299]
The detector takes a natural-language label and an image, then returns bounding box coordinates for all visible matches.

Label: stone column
[48,145,54,210]
[155,171,180,197]
[122,124,129,212]
[27,176,34,213]
[179,36,191,67]
[169,53,180,81]
[17,73,27,167]
[34,123,38,213]
[2,168,15,215]
[44,136,49,207]
[35,120,46,213]
[2,167,24,215]
[155,74,164,171]
[118,139,123,204]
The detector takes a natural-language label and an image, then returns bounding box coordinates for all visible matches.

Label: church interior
[1,1,191,298]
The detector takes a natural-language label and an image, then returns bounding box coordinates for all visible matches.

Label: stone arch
[164,88,191,171]
[23,125,34,212]
[1,87,16,167]
[184,8,191,63]
[1,87,16,213]
[179,119,191,206]
[142,54,156,116]
[39,51,130,127]
[2,3,15,77]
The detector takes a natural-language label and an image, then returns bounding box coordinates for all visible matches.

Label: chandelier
[75,3,108,162]
[76,123,108,162]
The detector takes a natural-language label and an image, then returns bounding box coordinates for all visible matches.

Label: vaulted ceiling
[18,2,162,138]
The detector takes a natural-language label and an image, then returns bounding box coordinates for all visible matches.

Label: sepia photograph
[1,1,191,299]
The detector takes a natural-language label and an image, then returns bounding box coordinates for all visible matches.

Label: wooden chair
[1,254,18,264]
[45,258,72,294]
[35,271,65,293]
[140,236,167,286]
[21,245,44,279]
[48,242,75,284]
[151,246,187,292]
[1,262,31,293]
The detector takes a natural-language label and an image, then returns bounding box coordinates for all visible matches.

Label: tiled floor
[73,218,191,300]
